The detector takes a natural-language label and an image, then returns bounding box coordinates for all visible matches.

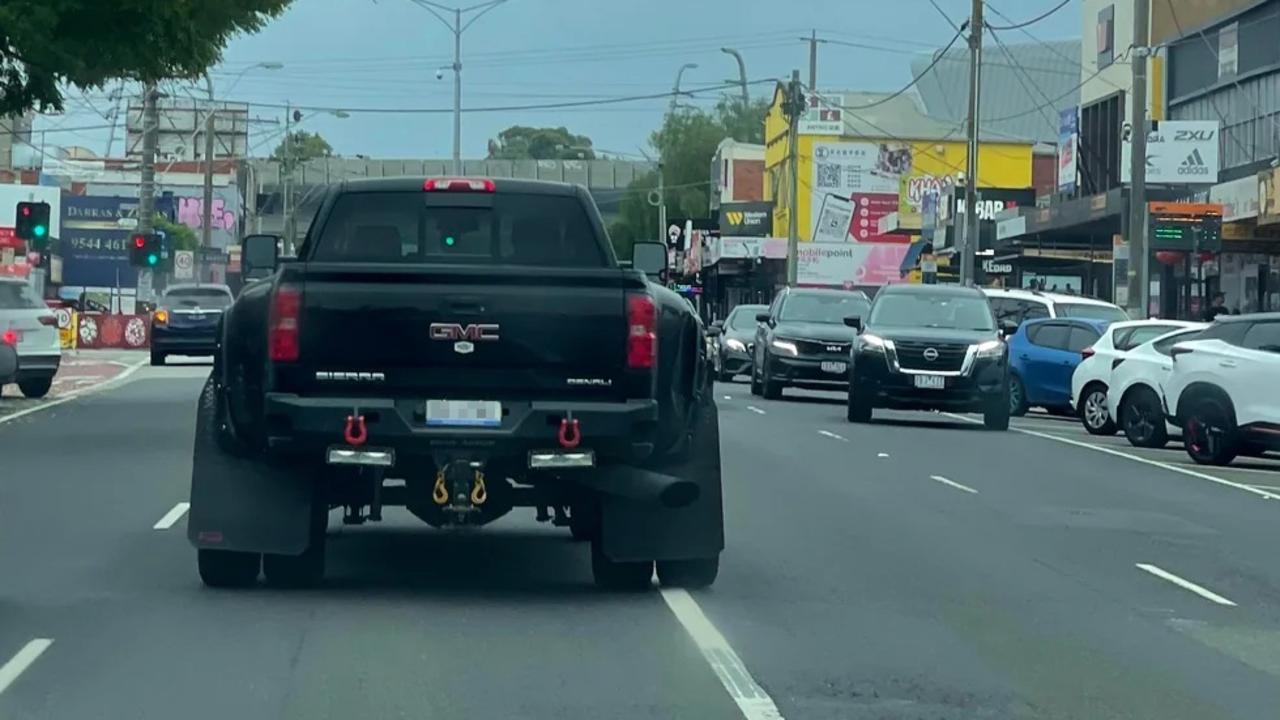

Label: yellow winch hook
[432,467,449,505]
[470,470,488,506]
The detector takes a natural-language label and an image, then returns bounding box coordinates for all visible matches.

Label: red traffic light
[19,205,30,217]
[132,234,146,248]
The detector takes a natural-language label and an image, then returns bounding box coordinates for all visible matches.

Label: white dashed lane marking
[929,475,978,495]
[1136,563,1237,607]
[152,502,190,530]
[0,639,53,695]
[817,430,847,442]
[746,406,766,415]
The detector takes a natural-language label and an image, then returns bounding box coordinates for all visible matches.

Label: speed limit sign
[54,307,72,329]
[174,250,194,279]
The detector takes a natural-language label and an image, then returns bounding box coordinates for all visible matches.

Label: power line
[984,2,1130,95]
[837,27,967,111]
[984,24,1059,135]
[986,0,1072,31]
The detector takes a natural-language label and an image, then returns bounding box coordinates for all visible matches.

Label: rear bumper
[15,353,59,380]
[152,325,218,354]
[262,393,662,466]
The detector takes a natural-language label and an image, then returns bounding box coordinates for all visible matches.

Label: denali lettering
[429,323,500,341]
[566,378,614,387]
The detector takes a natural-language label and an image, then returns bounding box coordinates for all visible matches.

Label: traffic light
[15,202,51,248]
[129,232,163,268]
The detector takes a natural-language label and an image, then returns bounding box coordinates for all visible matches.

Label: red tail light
[423,177,496,193]
[1,329,17,346]
[626,293,657,370]
[1081,346,1095,360]
[269,284,302,362]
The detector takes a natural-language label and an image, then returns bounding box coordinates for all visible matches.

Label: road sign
[174,250,194,280]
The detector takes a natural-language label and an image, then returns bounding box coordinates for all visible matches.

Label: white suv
[0,277,60,398]
[1106,325,1207,448]
[1070,319,1203,435]
[983,288,1130,329]
[1164,313,1280,465]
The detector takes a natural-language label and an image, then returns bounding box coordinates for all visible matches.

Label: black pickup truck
[188,177,723,591]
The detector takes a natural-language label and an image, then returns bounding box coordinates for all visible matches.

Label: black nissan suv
[845,283,1012,430]
[751,287,870,399]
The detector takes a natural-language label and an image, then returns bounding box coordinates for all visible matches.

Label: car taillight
[1,329,16,346]
[626,293,657,370]
[269,284,303,362]
[37,314,56,327]
[423,177,496,192]
[1081,347,1095,360]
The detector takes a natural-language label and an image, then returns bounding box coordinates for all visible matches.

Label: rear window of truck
[309,191,606,268]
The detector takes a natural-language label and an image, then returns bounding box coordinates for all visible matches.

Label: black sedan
[751,288,870,399]
[712,304,766,381]
[150,284,234,366]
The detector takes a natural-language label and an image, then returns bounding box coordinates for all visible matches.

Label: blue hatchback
[1007,317,1111,416]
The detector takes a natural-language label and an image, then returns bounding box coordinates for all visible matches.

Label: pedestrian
[1203,292,1229,321]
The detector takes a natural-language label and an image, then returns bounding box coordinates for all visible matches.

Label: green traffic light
[147,254,158,266]
[33,225,46,237]
[444,236,456,247]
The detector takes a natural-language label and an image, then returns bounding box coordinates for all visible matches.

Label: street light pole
[720,48,749,104]
[411,0,513,174]
[670,63,698,114]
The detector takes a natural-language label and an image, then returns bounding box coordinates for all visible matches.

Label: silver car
[0,277,60,398]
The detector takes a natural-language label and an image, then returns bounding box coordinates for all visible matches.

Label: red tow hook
[344,414,368,447]
[557,416,582,449]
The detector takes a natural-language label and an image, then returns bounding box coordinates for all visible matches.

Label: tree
[155,214,198,252]
[487,126,595,160]
[0,1,292,115]
[271,130,334,167]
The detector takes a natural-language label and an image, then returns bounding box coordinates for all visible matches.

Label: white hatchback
[0,277,60,398]
[1070,319,1204,435]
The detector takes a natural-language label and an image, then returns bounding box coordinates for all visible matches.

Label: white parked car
[1163,313,1280,465]
[1106,325,1208,448]
[1071,320,1204,435]
[983,288,1130,330]
[0,277,60,398]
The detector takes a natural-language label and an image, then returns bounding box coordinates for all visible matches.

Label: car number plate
[425,399,502,428]
[820,361,847,374]
[913,374,946,390]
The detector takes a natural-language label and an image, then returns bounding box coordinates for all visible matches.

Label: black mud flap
[601,393,724,563]
[187,375,314,556]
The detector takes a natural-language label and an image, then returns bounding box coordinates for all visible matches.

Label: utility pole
[1126,0,1151,318]
[657,164,667,248]
[960,0,984,286]
[202,75,216,249]
[784,70,803,287]
[138,82,159,236]
[282,101,293,248]
[808,30,819,91]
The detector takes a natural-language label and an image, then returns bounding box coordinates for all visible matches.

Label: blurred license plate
[820,361,847,374]
[425,400,502,428]
[913,374,946,390]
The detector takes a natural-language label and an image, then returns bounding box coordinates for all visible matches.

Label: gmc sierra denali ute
[188,177,723,591]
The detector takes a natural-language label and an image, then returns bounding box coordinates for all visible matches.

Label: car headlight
[771,338,798,356]
[859,333,893,353]
[973,339,1004,358]
[725,338,746,352]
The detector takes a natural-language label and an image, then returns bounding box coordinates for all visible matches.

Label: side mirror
[711,319,724,329]
[1170,344,1194,359]
[631,242,667,277]
[755,312,771,324]
[707,326,723,337]
[843,316,863,332]
[241,234,282,279]
[1000,322,1018,338]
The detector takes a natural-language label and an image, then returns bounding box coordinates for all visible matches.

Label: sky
[35,0,1083,161]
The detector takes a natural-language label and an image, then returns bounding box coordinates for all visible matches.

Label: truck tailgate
[287,263,645,399]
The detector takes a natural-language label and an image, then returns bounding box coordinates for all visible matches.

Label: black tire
[590,540,653,592]
[846,385,872,423]
[761,358,783,400]
[749,364,762,396]
[1008,374,1028,417]
[198,549,260,588]
[1120,388,1169,448]
[17,376,52,399]
[657,556,720,589]
[1182,397,1239,466]
[568,501,599,542]
[983,392,1010,431]
[717,368,735,383]
[1078,383,1116,435]
[150,351,166,367]
[262,501,328,588]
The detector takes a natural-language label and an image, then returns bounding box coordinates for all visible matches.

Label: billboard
[1121,120,1220,185]
[796,242,909,287]
[1057,108,1078,194]
[60,196,173,288]
[810,141,913,244]
[719,202,772,236]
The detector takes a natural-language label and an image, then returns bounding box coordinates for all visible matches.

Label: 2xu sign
[1121,120,1221,185]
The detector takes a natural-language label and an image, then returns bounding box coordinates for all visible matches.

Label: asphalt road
[3,367,1280,719]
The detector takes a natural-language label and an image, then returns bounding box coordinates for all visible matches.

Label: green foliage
[271,130,334,168]
[611,96,769,246]
[0,0,292,115]
[487,126,596,160]
[155,214,198,252]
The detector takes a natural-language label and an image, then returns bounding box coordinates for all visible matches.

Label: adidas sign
[1178,148,1210,176]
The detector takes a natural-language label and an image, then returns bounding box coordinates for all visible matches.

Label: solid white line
[817,430,847,442]
[930,475,978,494]
[152,502,190,530]
[746,406,766,415]
[660,588,786,720]
[1135,563,1237,606]
[0,639,53,695]
[942,413,1280,502]
[876,452,889,458]
[0,360,146,426]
